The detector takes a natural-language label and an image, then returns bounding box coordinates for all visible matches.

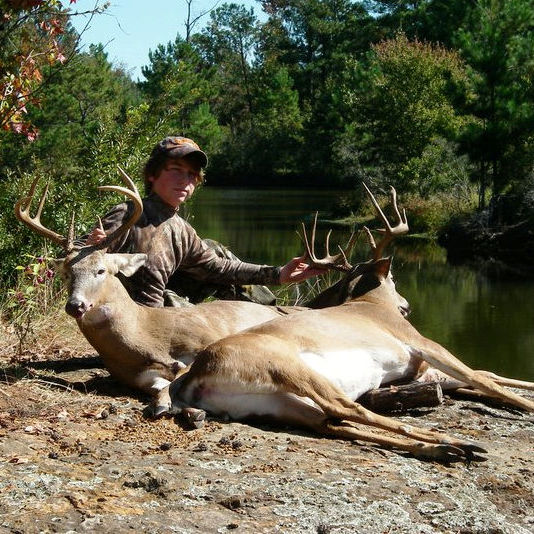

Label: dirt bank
[0,326,533,533]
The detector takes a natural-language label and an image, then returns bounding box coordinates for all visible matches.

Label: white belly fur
[298,345,413,400]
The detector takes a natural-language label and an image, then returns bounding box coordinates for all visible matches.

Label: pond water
[186,187,534,381]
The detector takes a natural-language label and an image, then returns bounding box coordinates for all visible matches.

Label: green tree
[257,0,374,182]
[364,0,474,47]
[455,0,534,207]
[195,3,260,131]
[210,64,305,184]
[338,34,472,193]
[140,36,193,98]
[0,0,106,139]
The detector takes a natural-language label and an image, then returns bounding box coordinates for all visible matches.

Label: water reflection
[185,188,352,266]
[187,188,534,381]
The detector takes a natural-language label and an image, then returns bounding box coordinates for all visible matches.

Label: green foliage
[3,252,61,356]
[3,0,534,292]
[401,187,478,236]
[337,33,474,192]
[454,0,534,202]
[257,0,374,181]
[399,138,474,199]
[364,0,473,47]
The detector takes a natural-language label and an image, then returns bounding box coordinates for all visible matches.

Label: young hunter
[85,136,324,307]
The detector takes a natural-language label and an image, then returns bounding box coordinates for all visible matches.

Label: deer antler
[14,177,69,249]
[297,212,357,272]
[14,166,143,252]
[362,183,408,260]
[93,166,143,250]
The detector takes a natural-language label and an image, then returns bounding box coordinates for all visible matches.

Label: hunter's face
[149,159,200,208]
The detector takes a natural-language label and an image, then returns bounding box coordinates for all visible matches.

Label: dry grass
[0,374,97,419]
[0,301,111,423]
[0,303,93,366]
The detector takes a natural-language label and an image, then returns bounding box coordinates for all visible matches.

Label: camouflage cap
[152,136,208,168]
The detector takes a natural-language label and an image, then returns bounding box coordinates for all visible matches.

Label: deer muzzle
[65,299,93,319]
[399,301,411,317]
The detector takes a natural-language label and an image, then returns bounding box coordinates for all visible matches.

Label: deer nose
[399,303,411,317]
[65,300,91,319]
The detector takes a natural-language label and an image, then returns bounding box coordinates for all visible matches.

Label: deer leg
[411,344,534,412]
[474,370,534,391]
[145,362,193,418]
[149,385,172,418]
[262,395,477,461]
[150,385,205,427]
[169,375,462,460]
[284,366,486,460]
[318,420,483,462]
[418,367,534,394]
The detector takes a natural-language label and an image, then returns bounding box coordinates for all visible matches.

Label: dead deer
[14,170,356,414]
[168,184,534,462]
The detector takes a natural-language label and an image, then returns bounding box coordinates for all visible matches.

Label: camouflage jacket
[94,193,281,307]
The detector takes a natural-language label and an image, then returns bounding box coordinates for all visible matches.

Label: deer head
[358,184,410,316]
[302,184,410,316]
[15,167,145,319]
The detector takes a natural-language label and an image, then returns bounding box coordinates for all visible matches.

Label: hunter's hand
[279,255,326,284]
[85,227,107,246]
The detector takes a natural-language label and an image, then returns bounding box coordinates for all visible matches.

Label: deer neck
[349,281,403,317]
[79,274,140,331]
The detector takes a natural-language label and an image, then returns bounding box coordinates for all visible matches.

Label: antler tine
[310,211,318,259]
[298,211,319,263]
[93,166,143,250]
[363,226,377,256]
[362,183,409,260]
[35,181,49,222]
[298,224,312,263]
[14,176,68,248]
[363,226,376,246]
[388,186,408,227]
[339,229,358,259]
[297,213,355,272]
[66,211,76,251]
[325,228,332,256]
[117,165,137,190]
[362,182,392,233]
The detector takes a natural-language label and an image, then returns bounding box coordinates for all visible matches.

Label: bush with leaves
[338,33,475,193]
[399,137,474,199]
[0,0,108,140]
[4,252,60,357]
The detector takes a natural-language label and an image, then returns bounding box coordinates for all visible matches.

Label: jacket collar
[145,191,181,215]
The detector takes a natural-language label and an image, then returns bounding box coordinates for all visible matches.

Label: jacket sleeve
[177,221,281,286]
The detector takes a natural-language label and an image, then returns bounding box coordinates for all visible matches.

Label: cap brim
[168,146,208,168]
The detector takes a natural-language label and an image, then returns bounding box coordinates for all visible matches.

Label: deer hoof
[148,402,173,419]
[414,442,487,463]
[183,407,206,429]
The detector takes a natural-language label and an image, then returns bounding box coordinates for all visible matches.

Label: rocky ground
[0,324,533,534]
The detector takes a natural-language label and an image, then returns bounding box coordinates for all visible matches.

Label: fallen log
[359,381,443,413]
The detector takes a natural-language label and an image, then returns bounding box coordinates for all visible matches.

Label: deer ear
[109,253,148,277]
[374,257,392,278]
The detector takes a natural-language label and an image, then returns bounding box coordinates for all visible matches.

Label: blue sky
[65,0,263,81]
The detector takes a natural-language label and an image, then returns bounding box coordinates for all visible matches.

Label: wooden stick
[359,382,443,413]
